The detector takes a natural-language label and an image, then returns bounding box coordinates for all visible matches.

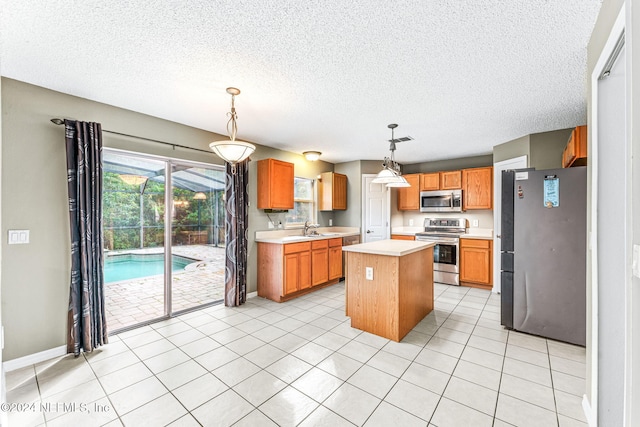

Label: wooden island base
[344,240,434,342]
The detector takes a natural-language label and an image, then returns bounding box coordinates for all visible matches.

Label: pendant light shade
[119,174,148,186]
[371,124,411,187]
[193,192,207,200]
[209,87,256,166]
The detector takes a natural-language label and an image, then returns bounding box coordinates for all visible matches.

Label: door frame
[361,174,390,242]
[587,5,630,425]
[492,155,528,294]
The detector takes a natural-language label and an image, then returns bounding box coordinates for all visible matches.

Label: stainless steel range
[415,218,467,286]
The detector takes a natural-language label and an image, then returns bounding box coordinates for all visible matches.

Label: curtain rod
[50,118,215,155]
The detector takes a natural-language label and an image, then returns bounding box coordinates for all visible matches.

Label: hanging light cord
[227,93,238,141]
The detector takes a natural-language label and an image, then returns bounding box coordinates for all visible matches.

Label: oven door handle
[416,237,459,244]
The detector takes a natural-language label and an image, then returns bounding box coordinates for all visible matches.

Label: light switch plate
[365,267,374,281]
[8,230,29,244]
[633,244,640,278]
[409,219,414,226]
[329,219,333,226]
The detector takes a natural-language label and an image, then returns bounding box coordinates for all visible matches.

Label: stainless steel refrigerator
[501,167,587,346]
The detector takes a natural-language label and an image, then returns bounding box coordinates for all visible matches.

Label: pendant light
[371,124,411,187]
[209,87,256,171]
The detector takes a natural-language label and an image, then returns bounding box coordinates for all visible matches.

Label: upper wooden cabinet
[562,125,587,168]
[462,167,493,210]
[318,172,347,211]
[397,174,421,211]
[257,159,294,210]
[419,170,461,191]
[440,170,462,190]
[420,173,440,191]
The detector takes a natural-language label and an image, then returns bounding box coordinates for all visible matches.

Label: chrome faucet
[303,220,320,236]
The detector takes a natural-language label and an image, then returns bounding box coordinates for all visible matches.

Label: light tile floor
[5,283,587,426]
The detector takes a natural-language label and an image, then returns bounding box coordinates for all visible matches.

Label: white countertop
[390,226,424,236]
[255,227,360,244]
[342,239,435,257]
[462,228,493,239]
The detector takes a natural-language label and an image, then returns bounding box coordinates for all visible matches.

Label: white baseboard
[247,291,258,299]
[582,394,596,427]
[3,345,66,372]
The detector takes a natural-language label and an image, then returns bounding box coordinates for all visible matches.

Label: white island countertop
[343,239,435,257]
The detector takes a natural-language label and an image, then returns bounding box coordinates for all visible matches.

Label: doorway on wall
[492,155,527,293]
[102,149,226,333]
[362,174,390,242]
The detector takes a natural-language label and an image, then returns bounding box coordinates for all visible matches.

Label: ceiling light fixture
[119,174,148,186]
[303,151,322,162]
[371,124,411,188]
[209,87,256,172]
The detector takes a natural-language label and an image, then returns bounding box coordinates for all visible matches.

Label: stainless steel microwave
[420,190,463,212]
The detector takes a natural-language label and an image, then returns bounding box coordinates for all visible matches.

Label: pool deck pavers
[104,245,226,332]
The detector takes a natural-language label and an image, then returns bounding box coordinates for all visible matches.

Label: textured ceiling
[0,0,602,164]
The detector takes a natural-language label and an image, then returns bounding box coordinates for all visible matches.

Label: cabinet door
[311,248,329,286]
[460,247,491,284]
[283,253,299,295]
[391,234,415,240]
[420,173,440,191]
[463,167,493,210]
[257,159,294,209]
[299,251,312,290]
[563,129,577,168]
[440,170,462,189]
[328,246,342,280]
[460,239,492,285]
[333,173,348,210]
[397,174,421,210]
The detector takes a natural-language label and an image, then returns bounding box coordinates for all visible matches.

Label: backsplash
[393,210,494,229]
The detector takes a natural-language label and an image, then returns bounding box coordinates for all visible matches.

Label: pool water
[104,254,193,283]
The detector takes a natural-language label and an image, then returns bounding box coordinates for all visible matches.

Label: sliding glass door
[102,150,225,332]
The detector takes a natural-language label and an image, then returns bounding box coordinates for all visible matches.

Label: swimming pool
[104,254,194,283]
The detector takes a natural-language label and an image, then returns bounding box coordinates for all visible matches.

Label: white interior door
[362,175,389,242]
[492,155,527,293]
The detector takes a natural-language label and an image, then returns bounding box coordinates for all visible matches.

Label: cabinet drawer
[311,239,329,250]
[284,242,311,254]
[329,238,342,247]
[461,238,491,249]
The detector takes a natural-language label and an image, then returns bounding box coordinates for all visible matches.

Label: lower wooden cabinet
[258,237,343,302]
[460,238,492,289]
[328,238,343,281]
[391,234,415,240]
[311,240,329,286]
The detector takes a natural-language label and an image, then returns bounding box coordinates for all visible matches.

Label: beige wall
[403,154,493,174]
[0,78,337,360]
[493,135,530,165]
[530,128,573,170]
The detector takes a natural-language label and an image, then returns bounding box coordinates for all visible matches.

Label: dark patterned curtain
[224,160,249,306]
[65,120,108,356]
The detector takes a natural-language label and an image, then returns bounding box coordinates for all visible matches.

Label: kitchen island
[343,239,435,342]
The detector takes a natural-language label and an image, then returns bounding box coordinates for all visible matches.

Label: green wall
[0,78,336,360]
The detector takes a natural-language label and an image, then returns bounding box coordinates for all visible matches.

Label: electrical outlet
[268,221,274,229]
[329,219,333,226]
[472,219,479,227]
[365,267,374,281]
[409,219,414,226]
[8,230,29,244]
